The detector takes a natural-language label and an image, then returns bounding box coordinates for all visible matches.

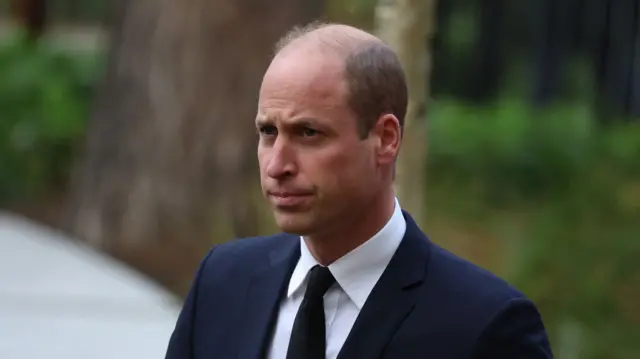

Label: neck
[304,189,397,266]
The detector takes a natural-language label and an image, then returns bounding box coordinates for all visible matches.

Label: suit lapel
[337,211,432,359]
[236,234,300,359]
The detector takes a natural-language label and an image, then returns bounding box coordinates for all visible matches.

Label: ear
[371,113,401,165]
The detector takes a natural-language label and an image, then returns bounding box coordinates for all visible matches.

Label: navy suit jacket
[165,211,553,358]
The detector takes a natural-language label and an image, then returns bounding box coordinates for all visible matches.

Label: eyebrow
[289,117,321,128]
[255,115,268,124]
[255,116,321,128]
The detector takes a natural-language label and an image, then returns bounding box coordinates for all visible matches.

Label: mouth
[267,191,313,208]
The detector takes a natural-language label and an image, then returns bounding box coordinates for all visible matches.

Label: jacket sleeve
[472,297,554,359]
[164,247,215,359]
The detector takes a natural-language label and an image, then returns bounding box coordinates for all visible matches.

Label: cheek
[303,146,371,190]
[257,148,269,171]
[257,155,272,183]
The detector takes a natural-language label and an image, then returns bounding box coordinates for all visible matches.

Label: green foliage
[426,99,640,358]
[427,99,640,204]
[0,35,103,203]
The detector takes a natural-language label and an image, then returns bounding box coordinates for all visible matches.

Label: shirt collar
[287,198,406,309]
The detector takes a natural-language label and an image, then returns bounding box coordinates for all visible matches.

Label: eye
[258,125,277,136]
[300,127,320,137]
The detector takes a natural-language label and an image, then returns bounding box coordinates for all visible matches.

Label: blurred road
[0,212,180,359]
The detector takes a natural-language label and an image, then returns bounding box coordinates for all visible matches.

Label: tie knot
[305,265,335,299]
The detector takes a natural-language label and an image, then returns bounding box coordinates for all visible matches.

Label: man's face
[256,47,380,236]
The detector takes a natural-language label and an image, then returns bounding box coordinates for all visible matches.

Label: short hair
[274,22,408,139]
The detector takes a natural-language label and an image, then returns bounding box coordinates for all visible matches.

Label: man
[165,22,553,359]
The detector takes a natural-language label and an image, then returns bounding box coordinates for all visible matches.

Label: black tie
[286,265,336,359]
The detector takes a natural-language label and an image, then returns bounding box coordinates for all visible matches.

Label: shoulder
[424,243,552,357]
[428,241,526,303]
[420,240,533,327]
[209,233,291,259]
[403,211,523,305]
[196,233,297,279]
[428,242,523,299]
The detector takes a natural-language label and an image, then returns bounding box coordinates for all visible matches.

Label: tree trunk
[9,0,47,42]
[65,0,324,295]
[374,0,436,226]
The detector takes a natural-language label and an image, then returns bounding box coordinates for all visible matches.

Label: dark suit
[165,211,553,358]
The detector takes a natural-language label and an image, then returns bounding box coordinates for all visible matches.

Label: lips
[267,190,313,208]
[268,190,312,197]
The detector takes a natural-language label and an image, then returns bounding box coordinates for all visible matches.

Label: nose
[265,138,297,179]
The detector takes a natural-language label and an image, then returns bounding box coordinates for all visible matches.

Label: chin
[273,212,316,235]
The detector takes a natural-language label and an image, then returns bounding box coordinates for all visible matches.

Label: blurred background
[0,0,638,358]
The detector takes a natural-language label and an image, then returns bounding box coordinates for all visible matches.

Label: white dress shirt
[266,198,407,359]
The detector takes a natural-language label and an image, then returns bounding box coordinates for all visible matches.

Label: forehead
[258,48,349,114]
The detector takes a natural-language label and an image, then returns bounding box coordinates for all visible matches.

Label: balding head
[257,22,404,241]
[272,22,408,138]
[275,23,380,57]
